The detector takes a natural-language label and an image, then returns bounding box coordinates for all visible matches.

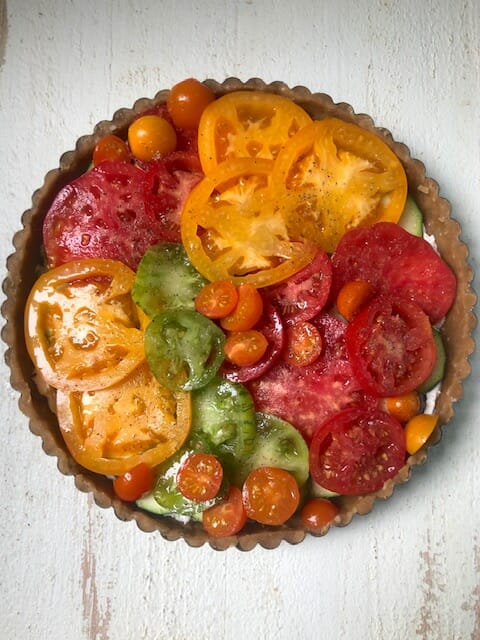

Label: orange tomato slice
[198,91,312,174]
[272,118,408,253]
[25,259,149,392]
[181,157,316,287]
[56,363,191,475]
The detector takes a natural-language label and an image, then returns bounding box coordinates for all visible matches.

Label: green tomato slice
[145,309,225,391]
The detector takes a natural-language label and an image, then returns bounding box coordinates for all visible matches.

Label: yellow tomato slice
[56,363,191,475]
[25,259,149,392]
[181,158,316,287]
[272,118,408,253]
[198,91,312,174]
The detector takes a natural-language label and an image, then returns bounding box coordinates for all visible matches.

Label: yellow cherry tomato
[384,392,421,423]
[404,414,439,454]
[128,115,177,162]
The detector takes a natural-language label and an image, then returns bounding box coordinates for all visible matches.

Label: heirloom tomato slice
[272,118,408,253]
[198,90,312,174]
[24,259,148,392]
[181,158,316,287]
[309,407,406,495]
[56,363,191,475]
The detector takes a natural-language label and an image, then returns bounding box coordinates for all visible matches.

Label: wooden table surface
[1,2,479,639]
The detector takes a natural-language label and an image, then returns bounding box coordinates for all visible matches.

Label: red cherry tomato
[176,453,224,502]
[167,78,216,131]
[93,135,131,166]
[283,321,323,366]
[202,486,247,538]
[300,498,339,530]
[195,280,239,319]
[113,463,154,502]
[242,466,300,526]
[221,283,263,332]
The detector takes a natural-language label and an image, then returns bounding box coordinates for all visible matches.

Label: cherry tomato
[167,78,216,131]
[300,498,339,530]
[176,453,224,502]
[128,115,177,162]
[383,392,421,423]
[336,280,375,321]
[221,283,264,332]
[309,407,406,495]
[198,90,312,174]
[202,486,247,538]
[93,134,131,166]
[404,414,438,454]
[113,462,154,502]
[195,280,239,319]
[224,330,269,367]
[283,321,323,366]
[242,466,300,526]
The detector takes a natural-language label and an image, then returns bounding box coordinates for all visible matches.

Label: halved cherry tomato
[181,157,317,287]
[404,414,438,454]
[300,498,339,530]
[283,321,323,366]
[176,453,224,502]
[309,407,406,495]
[242,466,300,525]
[224,330,268,367]
[128,115,177,162]
[272,118,408,253]
[383,392,421,423]
[113,462,154,502]
[336,280,375,321]
[56,363,191,475]
[167,78,216,131]
[221,283,263,331]
[195,280,239,319]
[93,135,131,166]
[202,486,247,537]
[24,259,148,392]
[198,90,312,174]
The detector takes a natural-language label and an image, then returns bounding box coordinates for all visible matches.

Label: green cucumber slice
[398,195,424,237]
[310,480,340,499]
[417,328,446,393]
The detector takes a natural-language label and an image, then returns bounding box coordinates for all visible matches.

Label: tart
[2,78,476,551]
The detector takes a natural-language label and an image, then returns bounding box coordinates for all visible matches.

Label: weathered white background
[0,1,478,639]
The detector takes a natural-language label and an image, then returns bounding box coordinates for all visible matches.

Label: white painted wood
[0,1,478,638]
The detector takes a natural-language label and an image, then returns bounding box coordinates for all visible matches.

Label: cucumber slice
[310,480,340,499]
[417,328,446,393]
[398,195,424,237]
[132,241,207,317]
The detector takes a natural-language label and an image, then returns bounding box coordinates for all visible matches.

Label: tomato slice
[224,330,268,367]
[198,90,312,174]
[331,221,456,324]
[56,363,191,475]
[309,407,406,495]
[176,453,224,502]
[195,280,239,319]
[345,295,436,397]
[113,463,154,502]
[202,486,247,538]
[272,118,408,253]
[220,283,263,331]
[283,321,323,366]
[181,157,317,287]
[242,466,300,526]
[24,259,148,392]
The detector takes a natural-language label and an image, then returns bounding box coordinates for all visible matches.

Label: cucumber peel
[398,195,424,237]
[418,328,446,393]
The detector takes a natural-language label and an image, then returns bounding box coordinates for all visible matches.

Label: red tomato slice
[202,486,247,538]
[331,221,456,324]
[264,248,332,326]
[176,453,224,502]
[346,295,436,397]
[309,407,406,495]
[248,313,377,441]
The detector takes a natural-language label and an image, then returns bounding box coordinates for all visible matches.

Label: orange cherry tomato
[224,330,269,367]
[181,157,316,287]
[242,466,300,526]
[300,498,339,530]
[202,486,247,538]
[220,283,264,331]
[198,90,312,174]
[113,462,154,502]
[128,115,177,162]
[283,321,323,366]
[383,392,421,423]
[195,280,239,319]
[336,280,375,321]
[93,134,131,166]
[24,258,149,392]
[176,453,224,502]
[272,118,408,253]
[404,414,439,454]
[167,78,216,131]
[56,363,191,475]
